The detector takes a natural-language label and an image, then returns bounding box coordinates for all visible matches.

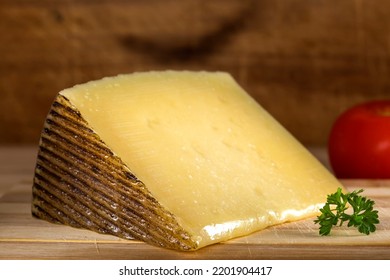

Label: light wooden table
[1,146,389,259]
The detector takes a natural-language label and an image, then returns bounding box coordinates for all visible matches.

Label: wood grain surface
[2,0,390,145]
[1,146,389,259]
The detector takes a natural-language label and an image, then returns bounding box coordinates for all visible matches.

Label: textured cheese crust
[32,71,340,250]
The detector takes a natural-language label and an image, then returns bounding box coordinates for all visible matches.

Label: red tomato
[328,100,390,179]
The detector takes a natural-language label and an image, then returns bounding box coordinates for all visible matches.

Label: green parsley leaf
[314,187,379,236]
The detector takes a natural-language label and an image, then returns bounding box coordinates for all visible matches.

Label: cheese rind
[33,71,340,250]
[32,94,197,250]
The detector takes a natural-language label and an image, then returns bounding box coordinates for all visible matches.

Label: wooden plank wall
[1,0,390,145]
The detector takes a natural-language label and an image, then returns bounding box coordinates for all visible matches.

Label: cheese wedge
[32,71,340,251]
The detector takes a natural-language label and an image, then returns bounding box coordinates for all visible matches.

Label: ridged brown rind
[32,94,197,251]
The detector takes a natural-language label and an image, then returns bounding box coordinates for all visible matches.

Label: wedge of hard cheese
[32,71,340,251]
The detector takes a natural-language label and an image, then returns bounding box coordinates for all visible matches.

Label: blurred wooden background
[1,0,389,146]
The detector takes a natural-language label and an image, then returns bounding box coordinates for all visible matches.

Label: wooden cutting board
[1,146,389,259]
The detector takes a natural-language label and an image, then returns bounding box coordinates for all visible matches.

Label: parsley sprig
[314,187,379,236]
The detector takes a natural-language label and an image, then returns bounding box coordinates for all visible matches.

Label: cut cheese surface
[32,71,340,250]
